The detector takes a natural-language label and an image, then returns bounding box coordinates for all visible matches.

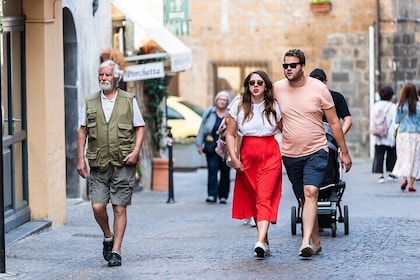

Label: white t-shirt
[79,92,145,127]
[229,99,281,136]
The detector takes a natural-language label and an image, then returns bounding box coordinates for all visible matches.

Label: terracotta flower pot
[310,3,332,12]
[152,158,169,191]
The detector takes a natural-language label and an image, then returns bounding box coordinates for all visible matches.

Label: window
[213,61,270,97]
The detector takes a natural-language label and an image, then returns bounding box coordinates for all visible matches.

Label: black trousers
[372,144,397,174]
[206,152,231,199]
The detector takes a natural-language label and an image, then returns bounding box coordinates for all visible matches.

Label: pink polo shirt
[274,77,334,158]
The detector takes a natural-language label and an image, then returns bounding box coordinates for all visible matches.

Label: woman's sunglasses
[249,80,264,86]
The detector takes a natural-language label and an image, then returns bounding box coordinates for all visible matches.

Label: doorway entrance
[63,8,80,198]
[1,16,30,232]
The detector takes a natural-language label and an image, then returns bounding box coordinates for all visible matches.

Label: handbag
[225,131,243,168]
[215,135,226,158]
[215,117,227,159]
[203,139,217,154]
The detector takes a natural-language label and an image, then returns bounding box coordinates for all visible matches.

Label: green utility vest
[85,89,135,172]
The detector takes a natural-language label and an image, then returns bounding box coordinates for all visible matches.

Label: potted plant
[310,0,332,12]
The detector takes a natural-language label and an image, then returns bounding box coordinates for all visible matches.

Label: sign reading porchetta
[123,62,165,81]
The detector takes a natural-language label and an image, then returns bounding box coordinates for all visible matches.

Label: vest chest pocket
[117,123,133,139]
[87,108,97,121]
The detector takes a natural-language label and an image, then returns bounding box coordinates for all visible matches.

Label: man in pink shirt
[273,49,352,258]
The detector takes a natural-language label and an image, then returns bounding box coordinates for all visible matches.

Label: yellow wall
[23,0,66,225]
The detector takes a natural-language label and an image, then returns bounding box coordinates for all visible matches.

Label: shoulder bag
[215,118,227,158]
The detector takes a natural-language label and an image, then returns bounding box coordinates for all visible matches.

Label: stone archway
[63,8,79,198]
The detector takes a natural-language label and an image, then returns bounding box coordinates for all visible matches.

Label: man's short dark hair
[310,68,327,82]
[284,49,306,65]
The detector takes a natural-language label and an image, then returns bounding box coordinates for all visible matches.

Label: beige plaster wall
[24,0,66,225]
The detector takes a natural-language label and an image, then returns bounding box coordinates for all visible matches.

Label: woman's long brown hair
[397,82,418,115]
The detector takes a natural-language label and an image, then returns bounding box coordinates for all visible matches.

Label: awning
[111,0,192,72]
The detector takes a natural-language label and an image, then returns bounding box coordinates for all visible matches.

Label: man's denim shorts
[282,149,328,199]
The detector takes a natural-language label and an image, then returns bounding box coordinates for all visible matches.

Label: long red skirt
[232,135,282,224]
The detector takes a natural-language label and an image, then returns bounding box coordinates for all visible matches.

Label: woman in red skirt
[226,70,282,259]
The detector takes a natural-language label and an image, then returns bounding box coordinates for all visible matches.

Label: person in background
[371,86,397,183]
[273,49,352,258]
[196,91,231,204]
[77,60,146,267]
[309,68,352,135]
[392,82,420,192]
[226,70,282,259]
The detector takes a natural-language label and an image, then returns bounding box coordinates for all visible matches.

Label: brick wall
[177,0,420,157]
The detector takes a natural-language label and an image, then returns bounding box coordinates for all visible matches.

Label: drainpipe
[0,106,5,274]
[369,26,375,159]
[375,0,381,93]
[0,8,5,271]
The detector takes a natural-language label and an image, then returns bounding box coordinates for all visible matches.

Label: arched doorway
[63,8,79,198]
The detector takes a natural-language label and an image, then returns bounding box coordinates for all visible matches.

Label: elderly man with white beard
[77,60,145,267]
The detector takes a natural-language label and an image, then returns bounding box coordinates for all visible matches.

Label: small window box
[310,2,332,12]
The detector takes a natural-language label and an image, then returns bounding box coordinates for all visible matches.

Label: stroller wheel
[344,205,349,235]
[291,206,297,235]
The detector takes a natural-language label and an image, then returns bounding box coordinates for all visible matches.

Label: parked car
[166,96,204,139]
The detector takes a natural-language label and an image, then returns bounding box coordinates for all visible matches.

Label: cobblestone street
[2,158,420,279]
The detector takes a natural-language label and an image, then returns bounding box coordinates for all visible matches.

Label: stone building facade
[175,0,420,158]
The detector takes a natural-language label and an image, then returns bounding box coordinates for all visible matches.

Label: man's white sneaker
[377,176,385,184]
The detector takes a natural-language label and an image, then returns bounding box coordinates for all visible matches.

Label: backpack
[370,103,392,138]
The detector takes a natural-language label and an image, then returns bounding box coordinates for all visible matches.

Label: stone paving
[1,158,420,279]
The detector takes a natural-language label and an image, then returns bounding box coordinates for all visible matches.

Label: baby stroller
[290,128,349,237]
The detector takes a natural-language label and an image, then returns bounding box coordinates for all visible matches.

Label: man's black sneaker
[108,252,122,267]
[103,239,114,261]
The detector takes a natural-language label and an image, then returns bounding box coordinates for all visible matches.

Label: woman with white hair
[196,91,231,203]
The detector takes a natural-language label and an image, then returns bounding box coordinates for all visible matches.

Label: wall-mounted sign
[165,0,189,21]
[164,0,190,35]
[123,62,165,81]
